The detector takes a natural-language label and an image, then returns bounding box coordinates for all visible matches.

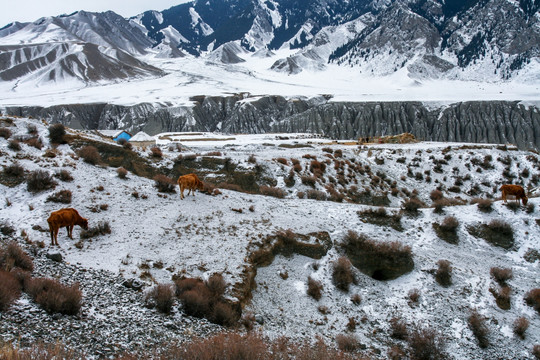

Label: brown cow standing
[500,184,528,206]
[177,173,204,200]
[47,208,89,246]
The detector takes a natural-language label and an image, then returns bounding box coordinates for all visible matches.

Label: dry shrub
[343,231,413,280]
[27,170,57,193]
[276,157,288,165]
[80,221,111,239]
[150,146,163,158]
[0,270,21,311]
[430,189,444,202]
[332,257,356,292]
[4,163,25,178]
[307,189,327,201]
[468,310,489,348]
[310,160,326,177]
[402,198,425,213]
[388,345,406,360]
[146,283,174,313]
[175,276,239,327]
[467,219,514,249]
[0,222,15,237]
[153,174,176,193]
[46,189,72,204]
[27,124,38,135]
[25,137,43,149]
[524,288,540,314]
[0,341,80,358]
[351,293,362,305]
[472,198,493,212]
[78,145,101,165]
[390,317,408,340]
[8,139,21,151]
[301,175,317,187]
[260,186,287,199]
[55,169,73,182]
[117,167,128,179]
[435,260,452,287]
[533,345,540,359]
[490,286,511,310]
[26,277,82,315]
[490,267,513,286]
[408,288,421,303]
[307,276,323,300]
[0,127,12,139]
[335,334,360,352]
[407,326,447,360]
[2,242,34,272]
[439,216,459,232]
[48,123,66,144]
[513,317,529,339]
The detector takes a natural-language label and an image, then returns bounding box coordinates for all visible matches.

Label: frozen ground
[0,117,539,358]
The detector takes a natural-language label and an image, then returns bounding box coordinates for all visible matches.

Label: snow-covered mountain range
[0,0,538,89]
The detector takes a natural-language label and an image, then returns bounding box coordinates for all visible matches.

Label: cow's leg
[181,185,185,199]
[69,225,75,239]
[54,227,60,246]
[502,191,507,203]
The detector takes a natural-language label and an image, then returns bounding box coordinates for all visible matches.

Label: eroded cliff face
[3,97,539,150]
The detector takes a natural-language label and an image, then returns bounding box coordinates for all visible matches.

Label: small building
[129,131,156,147]
[98,130,132,142]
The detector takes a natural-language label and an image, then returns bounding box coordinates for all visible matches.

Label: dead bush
[490,286,511,310]
[335,334,360,352]
[150,146,163,158]
[4,163,25,178]
[0,271,21,311]
[78,145,101,165]
[55,169,73,182]
[1,242,34,272]
[307,276,323,300]
[46,189,72,204]
[25,137,43,149]
[467,219,514,249]
[332,257,356,292]
[307,189,327,201]
[468,310,489,348]
[80,221,111,239]
[390,317,408,340]
[260,186,287,199]
[0,127,12,139]
[275,157,288,165]
[351,293,362,305]
[145,283,174,314]
[407,326,448,360]
[301,175,317,187]
[439,216,459,232]
[343,231,413,280]
[513,317,529,339]
[26,170,57,193]
[435,260,452,287]
[490,267,513,286]
[430,189,444,202]
[524,288,540,314]
[408,288,421,304]
[8,139,21,151]
[48,123,66,144]
[358,207,403,231]
[26,277,82,315]
[433,216,459,244]
[206,273,226,299]
[153,174,176,193]
[0,222,15,237]
[212,301,239,327]
[534,345,540,359]
[402,198,425,213]
[117,167,128,179]
[471,198,493,212]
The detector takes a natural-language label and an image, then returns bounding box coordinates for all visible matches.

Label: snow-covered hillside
[1,117,539,359]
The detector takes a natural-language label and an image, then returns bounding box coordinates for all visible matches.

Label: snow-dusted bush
[335,334,360,352]
[153,174,176,193]
[0,127,12,139]
[260,186,286,198]
[80,221,111,239]
[490,267,513,286]
[3,163,25,178]
[78,145,101,165]
[407,326,448,360]
[435,260,452,287]
[46,189,72,204]
[145,283,175,314]
[8,139,21,151]
[307,276,323,300]
[116,167,128,179]
[150,146,163,158]
[390,317,408,340]
[524,288,540,314]
[332,257,355,292]
[0,271,21,311]
[468,310,489,348]
[48,123,66,144]
[0,242,34,272]
[26,278,82,315]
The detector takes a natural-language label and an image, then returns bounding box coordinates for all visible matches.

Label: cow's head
[81,218,89,230]
[522,196,528,206]
[198,180,205,191]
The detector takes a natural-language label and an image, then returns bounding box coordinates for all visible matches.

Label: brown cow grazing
[47,208,88,246]
[500,184,528,206]
[177,173,204,200]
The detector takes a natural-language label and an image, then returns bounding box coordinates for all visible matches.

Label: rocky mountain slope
[1,116,539,359]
